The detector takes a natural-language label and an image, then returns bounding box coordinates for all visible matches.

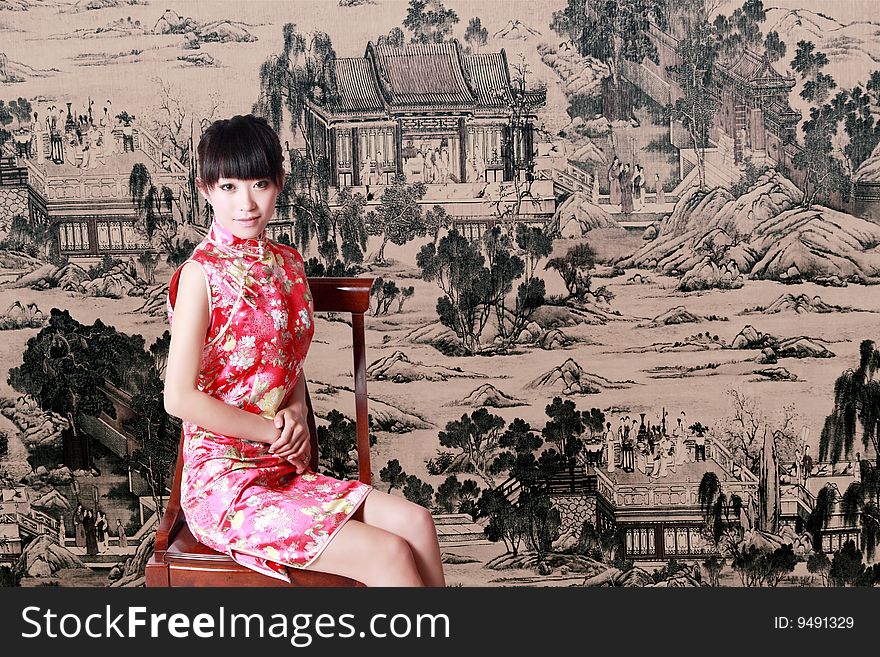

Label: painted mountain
[618,171,880,285]
[493,19,541,40]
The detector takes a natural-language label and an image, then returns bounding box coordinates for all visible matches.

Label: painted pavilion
[303,39,546,189]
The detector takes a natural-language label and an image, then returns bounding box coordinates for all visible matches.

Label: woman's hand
[269,407,311,474]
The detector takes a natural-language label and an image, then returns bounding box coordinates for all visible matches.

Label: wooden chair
[146,277,374,587]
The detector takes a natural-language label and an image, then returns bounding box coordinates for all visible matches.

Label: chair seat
[163,522,364,587]
[166,523,234,562]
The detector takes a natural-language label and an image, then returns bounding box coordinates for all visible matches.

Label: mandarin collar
[206,218,267,259]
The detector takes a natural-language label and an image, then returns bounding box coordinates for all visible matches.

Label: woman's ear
[196,177,210,202]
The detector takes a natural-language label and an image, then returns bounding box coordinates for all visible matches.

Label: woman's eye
[255,180,268,188]
[221,184,233,191]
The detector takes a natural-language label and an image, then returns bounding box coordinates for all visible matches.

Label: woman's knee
[407,504,437,540]
[375,531,417,569]
[373,495,435,537]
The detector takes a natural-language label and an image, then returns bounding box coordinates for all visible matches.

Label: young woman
[164,114,445,587]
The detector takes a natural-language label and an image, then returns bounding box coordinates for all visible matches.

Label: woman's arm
[164,262,280,445]
[277,368,307,416]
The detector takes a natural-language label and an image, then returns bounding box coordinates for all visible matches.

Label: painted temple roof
[314,39,545,118]
[462,52,513,108]
[717,48,795,90]
[326,57,385,115]
[369,41,475,108]
[764,99,801,126]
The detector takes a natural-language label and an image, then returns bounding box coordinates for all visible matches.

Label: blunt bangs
[197,114,285,190]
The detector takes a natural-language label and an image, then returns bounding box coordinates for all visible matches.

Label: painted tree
[330,186,368,265]
[417,229,493,355]
[834,74,880,198]
[403,474,435,509]
[464,17,488,53]
[712,0,767,61]
[253,24,338,257]
[805,484,837,551]
[437,408,507,488]
[764,30,786,63]
[478,486,524,556]
[318,409,361,479]
[379,458,407,492]
[544,242,598,302]
[369,277,400,315]
[403,0,459,44]
[820,339,880,464]
[489,417,543,481]
[698,471,744,553]
[254,25,336,138]
[541,396,585,463]
[435,475,461,512]
[164,238,198,269]
[584,407,606,439]
[550,0,668,120]
[578,521,620,566]
[702,555,723,587]
[731,543,797,587]
[8,97,32,129]
[8,311,116,443]
[791,40,850,208]
[128,163,177,257]
[828,541,863,585]
[840,463,880,563]
[719,389,800,475]
[482,226,541,348]
[435,475,481,516]
[396,286,414,313]
[147,77,221,224]
[518,487,561,560]
[284,149,334,266]
[150,330,171,379]
[7,309,164,469]
[515,224,554,285]
[0,101,13,147]
[7,212,56,260]
[137,250,160,285]
[121,368,176,516]
[666,9,719,189]
[424,204,452,248]
[807,551,831,586]
[365,174,428,264]
[487,56,547,231]
[377,26,405,48]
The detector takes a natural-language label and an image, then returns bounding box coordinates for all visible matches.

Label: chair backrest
[154,276,373,556]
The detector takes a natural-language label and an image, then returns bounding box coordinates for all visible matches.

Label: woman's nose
[239,191,257,210]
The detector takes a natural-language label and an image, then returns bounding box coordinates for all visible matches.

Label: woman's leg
[303,518,424,587]
[352,490,446,587]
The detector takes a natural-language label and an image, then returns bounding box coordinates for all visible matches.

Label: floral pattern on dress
[167,219,372,582]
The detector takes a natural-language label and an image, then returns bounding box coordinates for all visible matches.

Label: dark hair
[197,114,285,191]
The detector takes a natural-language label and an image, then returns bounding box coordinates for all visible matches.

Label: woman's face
[198,174,284,240]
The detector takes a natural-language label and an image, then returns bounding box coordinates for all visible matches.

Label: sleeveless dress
[166,218,372,582]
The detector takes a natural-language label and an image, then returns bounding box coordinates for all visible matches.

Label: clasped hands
[268,404,311,474]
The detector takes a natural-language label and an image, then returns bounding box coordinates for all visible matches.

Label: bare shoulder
[173,261,210,315]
